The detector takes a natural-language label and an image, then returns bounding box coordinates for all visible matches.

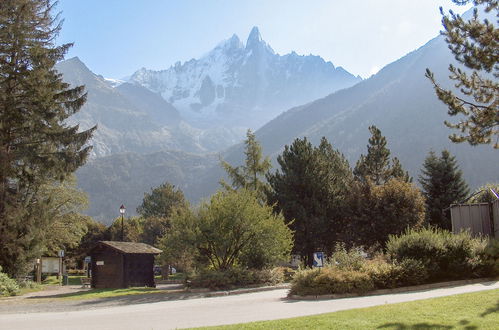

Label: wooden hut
[90,241,162,289]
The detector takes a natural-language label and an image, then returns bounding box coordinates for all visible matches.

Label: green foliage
[267,137,353,266]
[346,179,426,247]
[158,208,201,274]
[140,216,170,246]
[107,216,144,242]
[290,267,374,296]
[327,243,366,271]
[426,1,498,148]
[0,0,95,277]
[386,228,490,281]
[354,126,411,185]
[66,217,109,268]
[0,266,20,296]
[481,239,499,275]
[467,182,499,203]
[361,257,429,289]
[189,267,285,290]
[38,175,92,254]
[220,129,272,203]
[137,182,188,219]
[159,189,293,272]
[419,150,469,230]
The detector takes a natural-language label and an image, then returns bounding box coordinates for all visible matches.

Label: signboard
[96,261,104,266]
[313,252,324,268]
[58,250,64,258]
[41,257,60,274]
[84,256,91,264]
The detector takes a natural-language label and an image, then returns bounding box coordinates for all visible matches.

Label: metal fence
[450,200,499,238]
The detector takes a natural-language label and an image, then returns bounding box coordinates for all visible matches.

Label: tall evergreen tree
[267,137,352,266]
[220,129,271,203]
[419,150,469,229]
[0,0,95,276]
[354,126,411,185]
[426,0,498,149]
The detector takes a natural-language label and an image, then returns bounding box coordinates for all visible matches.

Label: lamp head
[119,204,126,215]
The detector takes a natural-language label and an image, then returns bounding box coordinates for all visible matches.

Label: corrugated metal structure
[492,199,499,238]
[90,241,162,289]
[450,200,499,238]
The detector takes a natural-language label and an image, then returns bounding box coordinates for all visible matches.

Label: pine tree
[426,0,498,149]
[419,150,470,229]
[220,129,272,203]
[354,126,411,185]
[0,0,95,276]
[267,137,352,266]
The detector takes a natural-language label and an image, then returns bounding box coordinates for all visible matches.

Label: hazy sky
[56,0,471,79]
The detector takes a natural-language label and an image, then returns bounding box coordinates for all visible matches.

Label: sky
[56,0,472,79]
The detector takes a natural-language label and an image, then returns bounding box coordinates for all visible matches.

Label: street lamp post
[119,204,126,241]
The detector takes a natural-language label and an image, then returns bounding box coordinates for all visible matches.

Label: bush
[290,267,374,296]
[481,239,499,276]
[328,243,366,271]
[386,228,489,281]
[361,256,429,289]
[0,266,20,296]
[189,268,284,290]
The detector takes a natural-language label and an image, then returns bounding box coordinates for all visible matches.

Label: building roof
[96,241,162,254]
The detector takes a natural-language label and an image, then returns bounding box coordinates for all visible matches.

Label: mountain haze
[223,35,498,189]
[56,57,244,157]
[130,27,362,129]
[71,27,497,222]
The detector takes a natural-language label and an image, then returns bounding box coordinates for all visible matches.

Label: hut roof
[96,241,162,254]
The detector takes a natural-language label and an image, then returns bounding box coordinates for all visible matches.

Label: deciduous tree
[159,189,292,271]
[137,182,188,219]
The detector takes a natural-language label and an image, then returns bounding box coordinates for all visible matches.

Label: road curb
[288,277,499,300]
[190,283,291,297]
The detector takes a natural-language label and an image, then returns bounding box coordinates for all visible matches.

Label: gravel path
[0,284,188,314]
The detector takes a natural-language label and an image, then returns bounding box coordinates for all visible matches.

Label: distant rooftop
[97,241,162,254]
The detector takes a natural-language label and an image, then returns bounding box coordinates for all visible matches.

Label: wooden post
[36,258,41,284]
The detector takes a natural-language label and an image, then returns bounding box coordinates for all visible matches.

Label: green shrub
[290,267,374,296]
[360,256,428,289]
[17,279,40,290]
[481,239,499,276]
[386,228,489,281]
[0,266,20,296]
[328,243,366,271]
[189,268,284,290]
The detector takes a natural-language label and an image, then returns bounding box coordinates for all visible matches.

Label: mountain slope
[56,57,244,157]
[76,150,218,223]
[217,35,498,189]
[130,27,362,129]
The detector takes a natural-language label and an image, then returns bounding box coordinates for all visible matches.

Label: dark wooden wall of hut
[91,247,124,288]
[124,254,155,287]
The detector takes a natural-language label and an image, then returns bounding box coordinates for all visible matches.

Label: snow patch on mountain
[130,27,362,129]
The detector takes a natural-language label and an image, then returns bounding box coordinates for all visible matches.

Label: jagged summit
[130,27,362,129]
[246,26,262,47]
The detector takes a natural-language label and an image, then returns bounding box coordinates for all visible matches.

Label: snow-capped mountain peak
[130,27,362,129]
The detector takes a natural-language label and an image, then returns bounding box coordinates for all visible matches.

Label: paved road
[1,281,498,330]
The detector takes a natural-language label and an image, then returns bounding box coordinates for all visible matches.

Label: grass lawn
[53,287,163,300]
[196,289,499,329]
